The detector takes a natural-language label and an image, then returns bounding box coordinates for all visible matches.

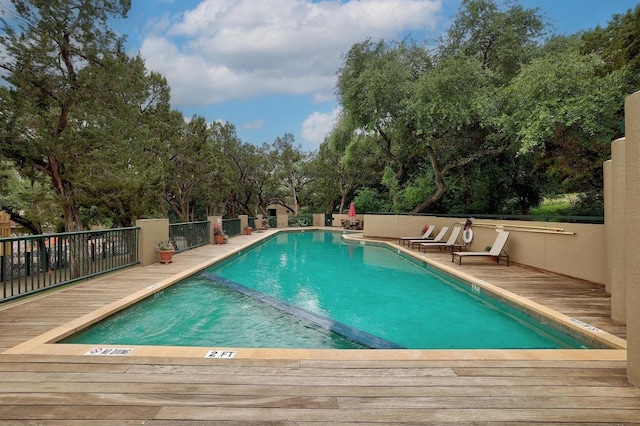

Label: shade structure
[348,201,356,217]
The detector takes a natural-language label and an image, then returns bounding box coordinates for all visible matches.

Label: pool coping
[3,228,627,362]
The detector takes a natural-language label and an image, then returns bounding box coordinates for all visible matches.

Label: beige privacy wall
[136,218,169,266]
[609,139,627,324]
[604,91,640,385]
[623,91,640,386]
[363,214,606,285]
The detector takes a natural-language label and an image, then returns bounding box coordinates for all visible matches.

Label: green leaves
[329,0,626,215]
[505,40,627,153]
[0,1,166,229]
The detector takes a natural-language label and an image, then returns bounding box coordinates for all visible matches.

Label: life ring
[463,228,474,244]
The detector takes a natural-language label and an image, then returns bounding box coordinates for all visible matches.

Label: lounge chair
[349,220,362,230]
[452,231,510,266]
[398,225,435,245]
[418,225,463,253]
[407,226,449,248]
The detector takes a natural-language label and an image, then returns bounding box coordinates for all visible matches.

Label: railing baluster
[169,221,209,253]
[0,227,140,303]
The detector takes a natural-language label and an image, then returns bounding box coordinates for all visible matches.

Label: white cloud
[243,119,265,131]
[312,92,335,104]
[140,0,442,107]
[301,107,341,148]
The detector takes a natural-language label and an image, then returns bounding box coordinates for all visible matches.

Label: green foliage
[161,114,225,222]
[353,188,383,213]
[441,0,546,81]
[288,213,313,227]
[530,192,604,217]
[530,195,573,216]
[0,0,165,231]
[561,191,605,217]
[381,170,436,213]
[401,176,437,210]
[581,4,640,88]
[0,160,62,233]
[380,166,400,211]
[333,0,551,214]
[0,0,630,230]
[504,38,627,153]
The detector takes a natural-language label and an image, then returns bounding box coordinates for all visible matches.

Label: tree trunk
[61,199,86,279]
[410,144,509,213]
[460,168,472,205]
[410,146,447,213]
[46,155,85,278]
[339,193,347,214]
[290,177,299,216]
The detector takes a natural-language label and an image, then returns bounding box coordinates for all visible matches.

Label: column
[624,91,640,386]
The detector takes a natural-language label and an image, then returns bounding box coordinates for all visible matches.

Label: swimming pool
[63,230,600,350]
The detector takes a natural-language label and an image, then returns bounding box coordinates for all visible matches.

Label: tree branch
[0,205,43,235]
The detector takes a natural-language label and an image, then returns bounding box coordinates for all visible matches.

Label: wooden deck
[0,229,638,424]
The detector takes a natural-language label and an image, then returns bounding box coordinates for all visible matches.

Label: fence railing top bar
[0,226,140,243]
[361,212,604,224]
[170,221,209,226]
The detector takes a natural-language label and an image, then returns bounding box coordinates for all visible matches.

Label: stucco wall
[136,218,169,267]
[363,214,605,285]
[603,159,612,294]
[624,91,640,386]
[610,139,627,323]
[276,214,289,228]
[332,213,364,227]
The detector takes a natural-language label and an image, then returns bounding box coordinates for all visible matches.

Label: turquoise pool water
[64,230,591,349]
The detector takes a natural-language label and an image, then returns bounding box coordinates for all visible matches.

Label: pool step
[201,272,404,350]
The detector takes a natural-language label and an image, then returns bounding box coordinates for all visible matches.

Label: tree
[269,133,311,216]
[335,40,508,213]
[441,0,546,81]
[581,4,640,88]
[442,150,545,215]
[331,0,558,214]
[337,39,431,184]
[162,115,220,222]
[0,0,133,232]
[501,37,628,192]
[315,115,385,213]
[405,54,506,213]
[71,54,171,226]
[212,121,263,217]
[0,159,61,234]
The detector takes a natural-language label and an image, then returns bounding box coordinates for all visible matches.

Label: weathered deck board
[0,230,636,424]
[0,356,638,422]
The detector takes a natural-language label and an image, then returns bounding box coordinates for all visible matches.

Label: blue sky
[111,0,638,152]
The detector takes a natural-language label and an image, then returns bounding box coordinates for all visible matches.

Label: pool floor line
[200,271,405,349]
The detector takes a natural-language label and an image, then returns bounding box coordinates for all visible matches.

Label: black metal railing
[169,221,210,253]
[222,218,241,236]
[0,227,139,303]
[366,212,604,224]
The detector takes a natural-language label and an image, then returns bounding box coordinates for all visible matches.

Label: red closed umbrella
[348,201,356,218]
